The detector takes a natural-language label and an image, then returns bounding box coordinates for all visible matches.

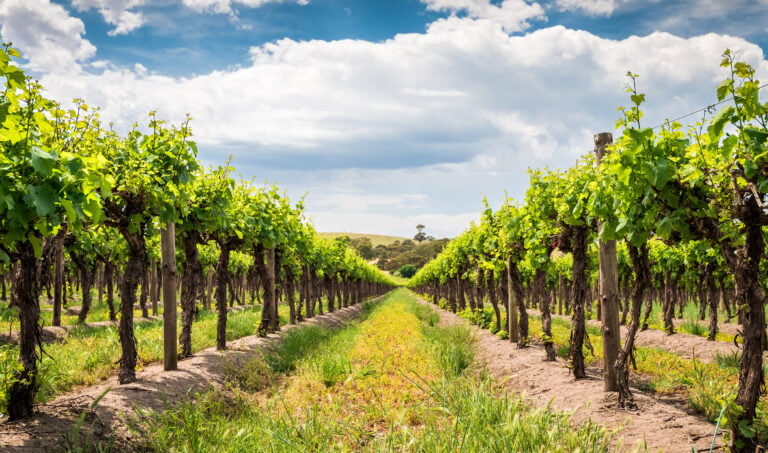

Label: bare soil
[435,303,726,452]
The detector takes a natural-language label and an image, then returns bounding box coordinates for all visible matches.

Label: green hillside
[318,232,409,247]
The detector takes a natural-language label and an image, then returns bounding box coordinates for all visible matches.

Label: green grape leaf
[744,127,768,146]
[708,105,734,141]
[744,159,759,179]
[738,419,756,439]
[25,184,56,217]
[31,146,56,177]
[27,233,42,258]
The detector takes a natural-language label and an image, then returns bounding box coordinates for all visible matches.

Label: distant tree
[395,264,417,279]
[376,238,449,271]
[349,237,375,260]
[414,224,427,244]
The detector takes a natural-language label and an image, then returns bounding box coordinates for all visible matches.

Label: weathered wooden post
[161,222,177,371]
[595,132,620,391]
[507,257,519,343]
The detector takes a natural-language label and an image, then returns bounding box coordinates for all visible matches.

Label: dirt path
[0,302,370,452]
[434,302,725,452]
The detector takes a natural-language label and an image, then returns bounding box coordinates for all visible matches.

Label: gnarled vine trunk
[7,243,42,420]
[180,232,203,358]
[215,243,231,350]
[117,231,145,384]
[535,268,556,361]
[705,269,718,342]
[615,243,650,409]
[720,218,766,452]
[507,259,528,347]
[257,247,278,335]
[569,225,588,379]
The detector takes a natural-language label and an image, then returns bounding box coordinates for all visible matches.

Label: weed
[681,319,707,337]
[586,324,602,337]
[266,325,334,373]
[714,351,741,370]
[425,324,476,377]
[407,302,439,326]
[0,344,22,416]
[222,353,274,392]
[62,388,114,453]
[317,354,351,387]
[458,308,493,329]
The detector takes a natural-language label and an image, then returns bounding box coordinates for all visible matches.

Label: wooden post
[150,258,158,316]
[53,235,64,327]
[161,222,177,371]
[507,258,519,342]
[595,132,620,391]
[97,262,104,308]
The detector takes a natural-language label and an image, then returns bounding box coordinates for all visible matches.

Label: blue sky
[2,0,768,238]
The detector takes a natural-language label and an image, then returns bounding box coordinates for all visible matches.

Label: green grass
[680,319,708,337]
[0,297,159,333]
[387,274,411,286]
[0,305,276,416]
[135,289,614,452]
[630,300,740,342]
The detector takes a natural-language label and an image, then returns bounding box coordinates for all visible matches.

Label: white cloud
[421,0,545,32]
[182,0,308,15]
[38,20,767,166]
[0,0,96,74]
[311,192,428,214]
[57,0,310,36]
[10,3,767,236]
[554,0,618,16]
[71,0,147,36]
[308,210,479,239]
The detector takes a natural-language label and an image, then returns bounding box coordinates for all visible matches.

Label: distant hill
[319,231,450,276]
[318,232,410,247]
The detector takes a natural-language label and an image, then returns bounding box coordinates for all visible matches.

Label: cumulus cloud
[71,0,147,36]
[182,0,308,15]
[44,22,763,155]
[554,0,619,16]
[0,0,96,74]
[421,0,545,32]
[10,1,768,235]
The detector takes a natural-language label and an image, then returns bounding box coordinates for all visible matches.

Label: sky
[1,0,768,239]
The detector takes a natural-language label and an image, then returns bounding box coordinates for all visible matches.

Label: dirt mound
[436,303,725,452]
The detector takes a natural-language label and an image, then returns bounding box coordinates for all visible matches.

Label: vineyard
[2,36,768,453]
[0,42,393,443]
[410,53,768,452]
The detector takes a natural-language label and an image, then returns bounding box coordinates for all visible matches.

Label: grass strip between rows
[134,289,614,452]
